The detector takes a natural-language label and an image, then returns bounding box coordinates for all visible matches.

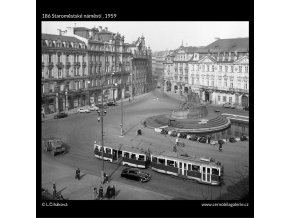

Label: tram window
[124,152,129,158]
[179,162,182,168]
[105,148,111,153]
[184,163,187,170]
[152,157,157,163]
[131,154,136,159]
[95,146,99,151]
[167,160,175,167]
[138,155,145,161]
[158,158,165,165]
[188,164,192,171]
[212,168,219,175]
[192,165,200,172]
[207,168,210,174]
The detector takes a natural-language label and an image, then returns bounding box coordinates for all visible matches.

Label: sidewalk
[42,93,151,122]
[42,153,172,200]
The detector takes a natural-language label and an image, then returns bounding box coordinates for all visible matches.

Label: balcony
[74,62,81,67]
[56,62,64,69]
[66,62,71,68]
[48,62,54,69]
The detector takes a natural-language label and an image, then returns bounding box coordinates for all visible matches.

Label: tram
[150,151,223,185]
[93,142,223,185]
[93,142,149,168]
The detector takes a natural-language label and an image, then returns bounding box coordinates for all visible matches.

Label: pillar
[65,92,68,111]
[122,88,125,99]
[55,93,59,113]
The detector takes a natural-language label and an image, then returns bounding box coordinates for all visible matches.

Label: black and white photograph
[35,2,254,217]
[40,21,249,201]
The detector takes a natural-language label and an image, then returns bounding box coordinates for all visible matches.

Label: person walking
[52,182,57,199]
[99,186,103,200]
[93,187,98,200]
[111,185,115,199]
[106,185,111,199]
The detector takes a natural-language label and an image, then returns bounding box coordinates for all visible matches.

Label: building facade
[42,26,152,115]
[163,38,249,107]
[41,33,89,114]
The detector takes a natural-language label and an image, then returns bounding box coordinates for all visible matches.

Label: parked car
[243,105,249,111]
[54,112,68,119]
[168,130,177,137]
[106,101,117,106]
[161,129,168,135]
[89,105,99,111]
[121,168,151,182]
[223,102,236,109]
[77,108,90,113]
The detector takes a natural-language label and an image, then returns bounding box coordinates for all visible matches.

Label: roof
[42,33,85,43]
[74,27,90,31]
[205,38,249,52]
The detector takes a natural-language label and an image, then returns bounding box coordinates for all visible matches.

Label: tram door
[112,149,118,161]
[202,167,211,183]
[117,150,122,161]
[178,162,183,175]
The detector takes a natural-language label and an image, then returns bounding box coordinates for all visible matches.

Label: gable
[198,55,216,64]
[234,56,249,64]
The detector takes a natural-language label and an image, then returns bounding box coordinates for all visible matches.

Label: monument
[171,87,208,119]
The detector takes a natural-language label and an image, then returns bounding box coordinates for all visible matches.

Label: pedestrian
[106,185,111,199]
[129,98,131,102]
[99,186,103,200]
[144,121,147,127]
[52,182,57,199]
[175,138,179,146]
[97,117,100,122]
[111,185,115,199]
[93,187,98,200]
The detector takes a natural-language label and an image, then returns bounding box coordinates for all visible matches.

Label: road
[42,88,249,200]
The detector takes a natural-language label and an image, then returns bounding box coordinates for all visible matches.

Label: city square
[41,22,249,200]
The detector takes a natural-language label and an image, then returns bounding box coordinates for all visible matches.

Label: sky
[42,21,249,52]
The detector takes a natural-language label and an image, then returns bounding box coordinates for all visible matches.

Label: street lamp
[120,63,124,137]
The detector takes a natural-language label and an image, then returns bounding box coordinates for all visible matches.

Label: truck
[42,137,66,156]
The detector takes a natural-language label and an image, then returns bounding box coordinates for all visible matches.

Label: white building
[164,38,249,107]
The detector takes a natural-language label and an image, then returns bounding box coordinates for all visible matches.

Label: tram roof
[94,142,147,155]
[157,151,221,167]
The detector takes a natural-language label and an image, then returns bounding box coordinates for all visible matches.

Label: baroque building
[41,33,89,114]
[41,26,152,115]
[163,38,249,107]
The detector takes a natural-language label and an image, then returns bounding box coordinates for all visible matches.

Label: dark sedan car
[54,112,68,119]
[106,101,117,106]
[121,168,151,182]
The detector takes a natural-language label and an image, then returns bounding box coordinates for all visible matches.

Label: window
[138,155,145,161]
[152,157,157,163]
[188,164,192,171]
[223,96,227,102]
[231,66,234,72]
[192,165,200,172]
[245,66,249,73]
[212,168,219,176]
[218,96,221,101]
[224,81,227,87]
[244,82,248,90]
[166,160,175,167]
[229,97,232,103]
[239,66,242,72]
[219,65,222,72]
[105,148,111,154]
[58,69,62,78]
[123,152,129,158]
[158,158,165,165]
[225,66,228,72]
[131,153,136,159]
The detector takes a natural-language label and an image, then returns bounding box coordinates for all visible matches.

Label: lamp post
[120,62,124,137]
[65,88,68,112]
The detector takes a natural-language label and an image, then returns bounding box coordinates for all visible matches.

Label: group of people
[93,185,116,200]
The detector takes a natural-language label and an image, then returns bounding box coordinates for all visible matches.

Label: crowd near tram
[93,141,223,186]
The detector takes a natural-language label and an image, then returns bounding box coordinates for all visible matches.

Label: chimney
[99,26,102,30]
[57,29,62,36]
[105,27,108,31]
